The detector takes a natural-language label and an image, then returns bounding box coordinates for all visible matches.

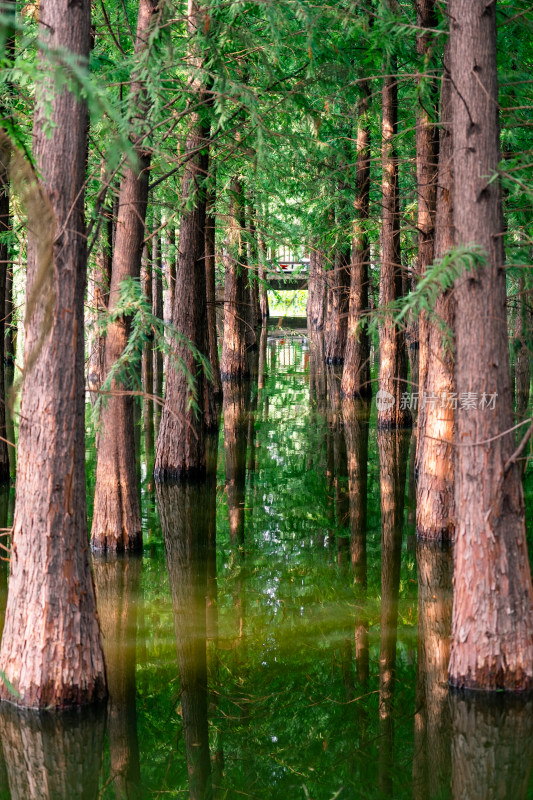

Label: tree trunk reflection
[157,483,212,800]
[377,429,409,795]
[93,555,142,798]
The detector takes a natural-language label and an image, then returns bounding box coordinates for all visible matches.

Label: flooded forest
[0,0,533,797]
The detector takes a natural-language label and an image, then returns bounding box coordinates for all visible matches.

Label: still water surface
[0,328,532,799]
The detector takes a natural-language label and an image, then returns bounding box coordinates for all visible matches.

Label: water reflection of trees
[157,482,212,800]
[93,555,142,798]
[0,704,105,799]
[450,693,533,800]
[377,429,409,796]
[412,541,452,800]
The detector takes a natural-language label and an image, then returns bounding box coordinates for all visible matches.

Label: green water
[0,330,532,799]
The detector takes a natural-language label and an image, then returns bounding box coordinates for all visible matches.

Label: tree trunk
[416,55,455,542]
[91,0,159,552]
[152,228,164,436]
[154,2,216,481]
[306,247,327,333]
[0,0,106,707]
[325,247,350,365]
[341,79,371,399]
[141,244,155,469]
[413,0,439,419]
[448,0,533,690]
[220,179,249,382]
[205,182,222,400]
[378,61,411,428]
[157,483,212,800]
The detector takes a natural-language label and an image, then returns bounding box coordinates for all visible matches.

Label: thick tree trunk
[341,80,371,399]
[91,0,158,551]
[220,179,249,382]
[448,0,533,690]
[0,0,106,707]
[413,0,439,417]
[378,62,410,428]
[157,483,212,800]
[93,556,141,796]
[154,3,215,481]
[205,183,222,400]
[416,57,455,542]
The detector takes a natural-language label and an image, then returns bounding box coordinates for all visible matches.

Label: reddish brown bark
[341,80,371,399]
[416,57,455,542]
[91,0,159,551]
[154,2,216,481]
[378,63,410,428]
[0,0,106,707]
[448,0,533,690]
